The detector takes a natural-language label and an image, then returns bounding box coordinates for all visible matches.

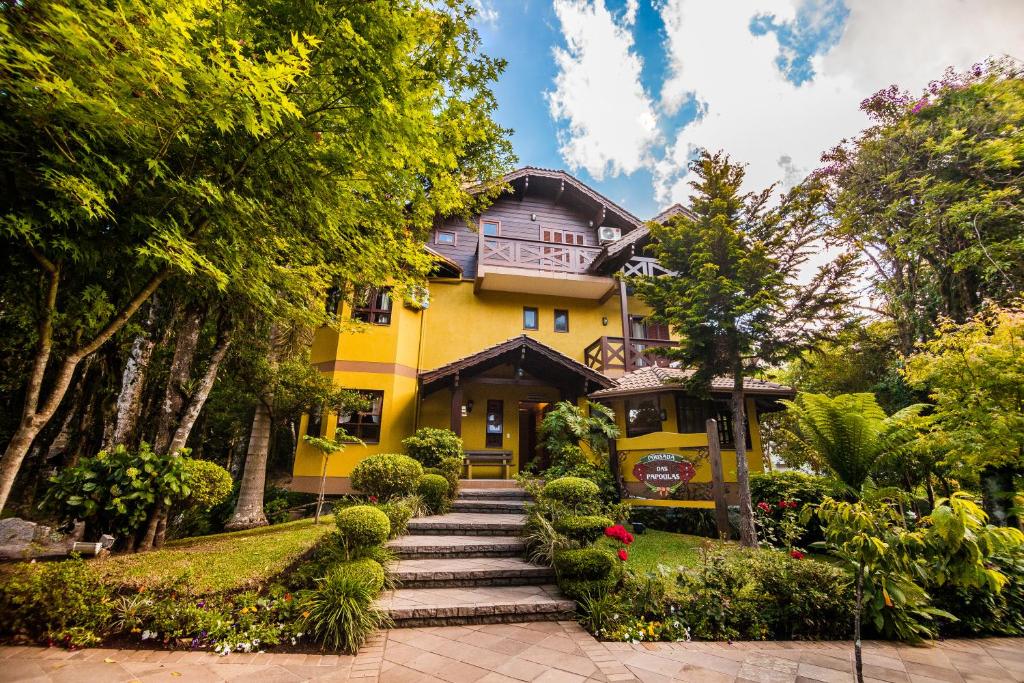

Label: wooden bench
[463,450,513,479]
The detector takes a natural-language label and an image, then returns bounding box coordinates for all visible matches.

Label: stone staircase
[378,484,575,628]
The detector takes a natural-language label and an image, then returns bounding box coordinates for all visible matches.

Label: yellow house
[291,167,793,501]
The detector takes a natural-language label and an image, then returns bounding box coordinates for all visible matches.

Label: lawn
[624,529,733,573]
[91,516,335,594]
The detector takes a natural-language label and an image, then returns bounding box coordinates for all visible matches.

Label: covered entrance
[417,336,613,478]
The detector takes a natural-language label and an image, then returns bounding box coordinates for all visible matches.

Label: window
[626,396,662,437]
[629,315,670,340]
[352,287,392,325]
[481,220,500,237]
[434,230,456,246]
[485,399,504,448]
[307,405,323,437]
[338,391,384,444]
[325,287,342,315]
[553,309,569,333]
[675,396,751,449]
[523,306,538,330]
[541,228,585,245]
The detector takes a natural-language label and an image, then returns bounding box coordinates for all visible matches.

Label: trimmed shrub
[180,458,233,509]
[435,455,462,501]
[560,577,616,601]
[351,453,423,501]
[336,505,390,552]
[554,515,614,545]
[750,471,846,545]
[333,558,387,594]
[403,427,463,468]
[542,476,600,509]
[378,498,415,538]
[300,565,392,652]
[554,547,616,580]
[416,474,451,515]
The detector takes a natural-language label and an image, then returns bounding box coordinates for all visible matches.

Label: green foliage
[180,459,233,509]
[332,558,386,595]
[821,61,1024,346]
[424,455,462,505]
[780,393,927,492]
[377,498,416,539]
[524,513,576,566]
[0,556,113,647]
[809,493,1024,642]
[403,428,463,468]
[903,304,1024,473]
[751,471,846,545]
[335,506,390,555]
[351,454,423,501]
[932,550,1024,636]
[415,474,451,515]
[555,515,614,545]
[299,566,392,653]
[542,476,601,511]
[554,547,618,600]
[541,460,618,505]
[43,443,190,542]
[627,507,725,540]
[538,401,619,462]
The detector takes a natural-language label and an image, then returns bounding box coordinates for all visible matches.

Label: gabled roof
[588,366,794,399]
[419,335,614,395]
[589,202,696,274]
[467,166,644,231]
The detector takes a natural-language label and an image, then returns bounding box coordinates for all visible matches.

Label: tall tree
[632,150,857,546]
[819,59,1024,351]
[0,0,513,512]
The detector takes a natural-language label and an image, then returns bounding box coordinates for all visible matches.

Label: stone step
[452,498,527,514]
[406,512,525,537]
[458,479,520,490]
[386,534,526,559]
[378,584,575,628]
[390,557,554,588]
[457,487,530,500]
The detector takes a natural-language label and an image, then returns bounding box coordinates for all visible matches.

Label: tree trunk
[154,307,204,454]
[166,330,232,456]
[0,263,168,514]
[732,368,758,548]
[224,403,272,530]
[105,299,159,449]
[854,563,864,683]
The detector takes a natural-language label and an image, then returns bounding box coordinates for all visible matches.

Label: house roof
[467,166,645,231]
[418,334,614,396]
[588,203,695,274]
[588,366,795,399]
[424,246,462,277]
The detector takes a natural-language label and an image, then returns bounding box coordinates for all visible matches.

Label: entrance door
[517,401,547,472]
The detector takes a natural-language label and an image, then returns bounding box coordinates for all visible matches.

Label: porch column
[449,374,462,437]
[619,277,633,371]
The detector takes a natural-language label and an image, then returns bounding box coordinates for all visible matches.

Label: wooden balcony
[584,336,678,374]
[480,236,603,274]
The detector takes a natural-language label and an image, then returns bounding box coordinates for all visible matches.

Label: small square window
[482,220,500,237]
[353,287,392,325]
[337,391,384,444]
[554,309,569,333]
[523,307,538,330]
[435,230,456,246]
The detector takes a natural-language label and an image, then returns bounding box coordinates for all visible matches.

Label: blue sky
[473,0,1022,220]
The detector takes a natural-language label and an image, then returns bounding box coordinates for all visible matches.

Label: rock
[0,517,51,545]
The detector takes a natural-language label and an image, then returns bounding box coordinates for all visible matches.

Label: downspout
[619,247,634,372]
[413,292,427,431]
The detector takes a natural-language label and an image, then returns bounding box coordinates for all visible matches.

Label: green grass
[92,516,335,594]
[624,529,734,573]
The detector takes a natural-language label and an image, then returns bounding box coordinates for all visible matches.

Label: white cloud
[470,0,498,25]
[653,0,1024,204]
[546,0,660,180]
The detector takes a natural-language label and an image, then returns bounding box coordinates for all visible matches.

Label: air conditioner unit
[598,226,621,243]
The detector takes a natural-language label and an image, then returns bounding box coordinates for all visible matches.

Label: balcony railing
[479,236,603,275]
[621,256,675,277]
[584,336,677,373]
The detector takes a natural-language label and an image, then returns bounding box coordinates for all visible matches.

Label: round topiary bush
[402,427,463,468]
[351,453,423,500]
[554,515,614,545]
[336,505,391,551]
[180,458,234,509]
[332,557,387,593]
[542,476,600,509]
[416,473,451,515]
[378,498,415,538]
[553,547,617,600]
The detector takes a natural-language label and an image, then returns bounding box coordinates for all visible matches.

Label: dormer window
[435,230,456,246]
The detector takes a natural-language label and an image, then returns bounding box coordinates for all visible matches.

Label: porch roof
[418,335,614,397]
[587,366,794,400]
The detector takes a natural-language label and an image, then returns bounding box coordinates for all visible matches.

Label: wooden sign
[632,452,698,497]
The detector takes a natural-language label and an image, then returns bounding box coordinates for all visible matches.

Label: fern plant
[538,401,620,464]
[780,392,926,492]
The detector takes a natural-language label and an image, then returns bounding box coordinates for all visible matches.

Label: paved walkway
[2,623,1021,682]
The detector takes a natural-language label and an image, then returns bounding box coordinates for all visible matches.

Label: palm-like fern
[780,393,926,492]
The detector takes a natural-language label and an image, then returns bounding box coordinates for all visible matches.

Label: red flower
[624,532,635,545]
[778,501,787,509]
[369,495,378,504]
[605,525,629,542]
[757,501,771,513]
[790,550,805,560]
[617,549,629,562]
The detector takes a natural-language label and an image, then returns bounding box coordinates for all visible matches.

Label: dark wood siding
[431,193,601,278]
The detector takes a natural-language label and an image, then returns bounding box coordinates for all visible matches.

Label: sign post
[706,418,730,539]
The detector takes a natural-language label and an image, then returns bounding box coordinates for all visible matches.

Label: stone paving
[2,624,1021,682]
[406,513,527,536]
[378,585,575,627]
[390,557,554,587]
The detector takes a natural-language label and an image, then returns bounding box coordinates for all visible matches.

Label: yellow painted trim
[615,430,708,451]
[314,359,418,377]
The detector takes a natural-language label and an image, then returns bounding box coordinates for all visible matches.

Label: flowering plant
[604,524,634,562]
[753,499,805,557]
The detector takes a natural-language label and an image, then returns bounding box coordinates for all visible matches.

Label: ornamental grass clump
[299,564,392,653]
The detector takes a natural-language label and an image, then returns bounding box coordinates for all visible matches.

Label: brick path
[2,624,1021,682]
